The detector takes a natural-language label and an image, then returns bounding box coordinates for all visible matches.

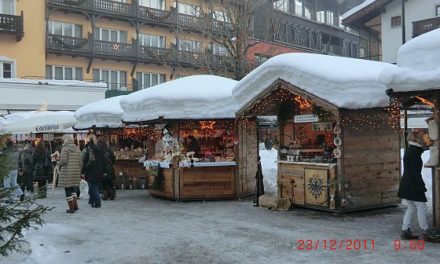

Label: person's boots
[401,228,418,240]
[66,199,75,214]
[424,146,439,167]
[72,194,79,211]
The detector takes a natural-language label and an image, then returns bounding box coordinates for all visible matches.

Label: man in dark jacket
[98,139,116,201]
[81,135,104,208]
[398,131,429,239]
[18,143,34,195]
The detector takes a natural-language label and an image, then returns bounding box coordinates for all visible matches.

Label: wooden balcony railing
[0,12,24,41]
[413,17,440,37]
[47,0,231,32]
[46,34,231,69]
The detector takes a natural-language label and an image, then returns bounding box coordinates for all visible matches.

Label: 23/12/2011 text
[296,240,375,251]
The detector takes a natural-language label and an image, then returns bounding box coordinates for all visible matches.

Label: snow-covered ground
[4,189,440,264]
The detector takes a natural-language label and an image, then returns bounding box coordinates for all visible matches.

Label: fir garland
[52,35,89,50]
[143,47,172,61]
[143,8,172,21]
[151,169,164,191]
[63,0,88,7]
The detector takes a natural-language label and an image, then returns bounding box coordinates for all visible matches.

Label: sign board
[294,114,319,123]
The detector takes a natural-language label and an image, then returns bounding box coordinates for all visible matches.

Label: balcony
[46,34,232,69]
[413,17,440,37]
[47,0,231,33]
[0,12,24,41]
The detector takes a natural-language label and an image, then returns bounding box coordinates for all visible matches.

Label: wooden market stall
[74,96,147,189]
[233,53,401,212]
[384,28,440,227]
[120,75,257,200]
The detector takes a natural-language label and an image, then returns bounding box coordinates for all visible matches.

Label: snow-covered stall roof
[380,28,440,93]
[74,96,125,129]
[232,53,395,112]
[121,75,238,122]
[4,111,76,134]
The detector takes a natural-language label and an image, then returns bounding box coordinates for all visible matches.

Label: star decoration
[200,121,216,130]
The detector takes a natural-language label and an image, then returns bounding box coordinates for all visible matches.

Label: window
[136,72,165,89]
[254,54,270,65]
[391,16,402,28]
[0,61,13,79]
[177,39,201,52]
[212,44,228,56]
[212,10,231,23]
[0,0,15,15]
[326,11,334,26]
[138,33,166,48]
[48,21,82,37]
[295,0,303,16]
[94,28,127,43]
[93,69,126,90]
[273,0,289,13]
[316,11,325,23]
[304,5,311,19]
[46,65,82,80]
[436,5,440,17]
[139,0,165,10]
[177,3,201,17]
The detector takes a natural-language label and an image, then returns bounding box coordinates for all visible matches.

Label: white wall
[0,81,106,113]
[382,0,440,63]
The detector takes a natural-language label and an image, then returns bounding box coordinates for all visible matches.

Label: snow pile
[121,75,238,122]
[341,0,376,20]
[0,78,107,88]
[233,53,395,111]
[380,29,440,92]
[260,148,278,195]
[74,96,125,129]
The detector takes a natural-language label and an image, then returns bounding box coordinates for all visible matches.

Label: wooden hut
[384,29,440,226]
[233,53,400,212]
[120,75,256,200]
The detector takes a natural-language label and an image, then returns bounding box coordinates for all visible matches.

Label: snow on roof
[0,78,107,88]
[232,53,396,111]
[3,111,76,134]
[121,75,238,122]
[380,29,440,93]
[74,96,125,129]
[341,0,376,20]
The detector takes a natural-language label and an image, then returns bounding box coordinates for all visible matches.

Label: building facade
[1,0,362,97]
[343,0,440,63]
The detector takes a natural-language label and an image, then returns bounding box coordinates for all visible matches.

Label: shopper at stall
[57,134,82,213]
[398,131,430,240]
[187,135,200,157]
[32,141,51,199]
[81,134,104,208]
[18,143,34,195]
[3,148,24,203]
[98,138,116,201]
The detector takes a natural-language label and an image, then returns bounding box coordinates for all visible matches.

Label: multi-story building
[253,0,362,59]
[342,0,440,63]
[0,0,363,99]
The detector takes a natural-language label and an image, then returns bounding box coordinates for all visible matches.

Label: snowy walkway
[5,189,440,264]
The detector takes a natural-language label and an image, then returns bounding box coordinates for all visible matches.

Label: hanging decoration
[63,0,88,7]
[415,96,435,107]
[52,35,89,50]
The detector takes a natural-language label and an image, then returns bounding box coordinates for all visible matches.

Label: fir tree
[0,135,50,256]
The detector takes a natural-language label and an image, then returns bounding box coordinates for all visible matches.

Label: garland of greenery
[143,47,172,61]
[63,0,88,7]
[144,8,172,21]
[52,35,89,50]
[151,168,164,191]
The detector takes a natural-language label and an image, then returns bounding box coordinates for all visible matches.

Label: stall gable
[340,109,400,210]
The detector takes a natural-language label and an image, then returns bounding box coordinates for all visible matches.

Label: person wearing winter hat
[81,134,104,208]
[398,131,430,239]
[57,134,82,213]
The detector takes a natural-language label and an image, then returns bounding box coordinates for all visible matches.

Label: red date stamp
[296,239,375,251]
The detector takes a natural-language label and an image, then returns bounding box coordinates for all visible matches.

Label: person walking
[18,143,34,195]
[3,148,24,203]
[98,138,116,201]
[81,134,104,208]
[57,134,82,213]
[399,131,430,239]
[32,141,50,199]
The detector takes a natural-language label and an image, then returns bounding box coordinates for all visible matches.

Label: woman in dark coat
[98,138,116,200]
[32,141,50,199]
[398,131,429,239]
[81,134,104,208]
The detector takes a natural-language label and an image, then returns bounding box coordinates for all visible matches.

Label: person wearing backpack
[81,134,104,208]
[98,138,116,201]
[57,134,82,213]
[32,141,50,199]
